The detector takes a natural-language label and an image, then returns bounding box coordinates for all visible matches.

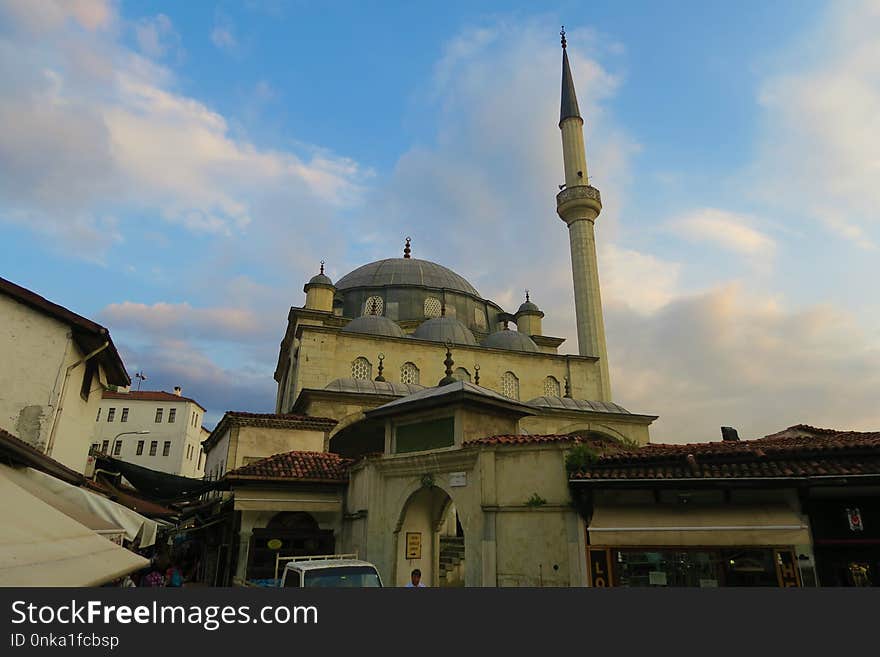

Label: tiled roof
[225,450,352,483]
[204,412,338,451]
[570,425,880,481]
[0,276,130,386]
[103,389,206,411]
[464,434,582,447]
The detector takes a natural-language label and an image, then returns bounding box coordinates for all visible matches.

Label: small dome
[517,299,540,314]
[412,316,477,346]
[325,378,425,396]
[307,273,334,287]
[341,315,406,339]
[526,396,631,414]
[336,258,480,297]
[481,329,539,352]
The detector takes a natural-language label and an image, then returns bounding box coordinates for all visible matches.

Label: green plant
[526,492,547,507]
[565,444,600,473]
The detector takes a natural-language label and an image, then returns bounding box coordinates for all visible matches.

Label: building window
[352,357,372,380]
[453,367,471,382]
[198,451,203,469]
[96,408,101,422]
[101,440,109,453]
[149,441,157,456]
[136,440,144,456]
[121,408,129,423]
[155,408,163,423]
[163,441,171,457]
[474,307,487,330]
[363,296,384,316]
[544,376,561,397]
[424,297,442,318]
[400,362,420,385]
[113,440,122,456]
[107,408,116,422]
[168,408,176,423]
[501,371,519,400]
[90,442,99,454]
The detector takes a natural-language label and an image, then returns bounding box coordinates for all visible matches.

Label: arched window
[352,357,372,380]
[424,297,442,318]
[544,376,561,397]
[501,371,519,400]
[453,367,471,382]
[363,296,383,316]
[400,362,420,385]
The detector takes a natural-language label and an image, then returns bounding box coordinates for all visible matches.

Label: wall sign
[405,532,422,560]
[587,548,611,587]
[846,507,864,532]
[449,472,467,487]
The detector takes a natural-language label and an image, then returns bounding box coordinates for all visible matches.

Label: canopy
[588,504,812,547]
[0,464,148,586]
[101,456,214,499]
[7,466,159,547]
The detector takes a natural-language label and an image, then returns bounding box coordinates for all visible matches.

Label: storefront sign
[775,550,800,587]
[405,532,422,559]
[267,538,283,551]
[587,548,612,587]
[449,472,467,487]
[846,507,864,531]
[648,571,667,586]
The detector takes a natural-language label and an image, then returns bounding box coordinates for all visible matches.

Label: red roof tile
[204,412,337,450]
[103,389,206,411]
[225,450,351,483]
[571,425,880,481]
[464,434,582,447]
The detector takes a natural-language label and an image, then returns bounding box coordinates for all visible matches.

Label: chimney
[721,426,739,442]
[173,386,182,396]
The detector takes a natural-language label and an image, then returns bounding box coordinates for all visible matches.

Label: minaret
[556,28,611,400]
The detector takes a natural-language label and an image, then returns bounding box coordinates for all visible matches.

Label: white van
[280,555,383,588]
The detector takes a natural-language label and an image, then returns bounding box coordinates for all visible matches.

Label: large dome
[341,315,407,338]
[481,329,539,353]
[412,316,477,345]
[335,258,480,297]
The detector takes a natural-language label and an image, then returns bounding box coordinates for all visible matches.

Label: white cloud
[100,301,273,342]
[211,14,237,51]
[670,208,776,258]
[135,14,181,60]
[751,0,880,250]
[0,0,115,34]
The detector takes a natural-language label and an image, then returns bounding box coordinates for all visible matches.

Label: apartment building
[92,388,206,478]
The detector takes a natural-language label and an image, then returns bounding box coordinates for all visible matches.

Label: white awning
[588,504,811,547]
[9,466,159,547]
[0,464,149,586]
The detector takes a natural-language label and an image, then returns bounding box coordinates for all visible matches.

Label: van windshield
[303,566,382,588]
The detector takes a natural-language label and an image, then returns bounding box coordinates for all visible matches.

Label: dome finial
[474,364,480,386]
[404,236,412,259]
[560,25,566,49]
[525,289,530,303]
[438,342,456,386]
[375,353,386,382]
[564,376,572,398]
[320,260,325,275]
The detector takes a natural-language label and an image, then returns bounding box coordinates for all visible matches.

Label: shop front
[807,496,880,587]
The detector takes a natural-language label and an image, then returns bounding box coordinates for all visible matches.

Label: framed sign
[405,532,422,559]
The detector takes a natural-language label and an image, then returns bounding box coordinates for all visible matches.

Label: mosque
[205,33,658,587]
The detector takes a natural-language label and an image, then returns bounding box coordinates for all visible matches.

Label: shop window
[352,357,372,380]
[400,362,420,385]
[544,376,561,397]
[501,371,519,400]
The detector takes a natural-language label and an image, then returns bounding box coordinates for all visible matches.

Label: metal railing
[274,552,359,582]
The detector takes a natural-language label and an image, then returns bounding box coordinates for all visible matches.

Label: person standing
[405,568,426,587]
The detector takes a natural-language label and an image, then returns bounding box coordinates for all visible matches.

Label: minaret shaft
[556,35,612,400]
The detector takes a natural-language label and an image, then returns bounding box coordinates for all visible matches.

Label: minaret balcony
[556,185,602,221]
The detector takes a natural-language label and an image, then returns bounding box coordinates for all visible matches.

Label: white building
[92,388,207,478]
[0,276,130,474]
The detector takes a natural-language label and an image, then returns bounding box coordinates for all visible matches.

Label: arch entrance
[396,486,465,587]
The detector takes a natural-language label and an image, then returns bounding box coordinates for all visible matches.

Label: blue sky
[1,0,879,441]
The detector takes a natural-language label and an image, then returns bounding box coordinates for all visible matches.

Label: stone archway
[394,485,465,587]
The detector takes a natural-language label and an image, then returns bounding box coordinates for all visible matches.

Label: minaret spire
[555,29,611,400]
[560,27,581,125]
